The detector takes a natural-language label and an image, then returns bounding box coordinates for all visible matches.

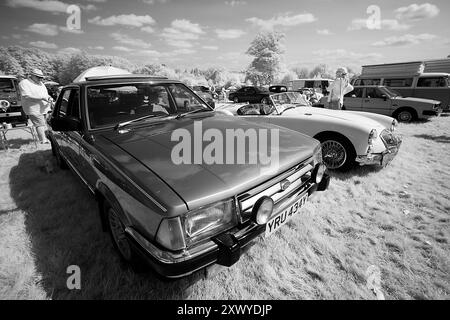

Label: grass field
[0,116,449,300]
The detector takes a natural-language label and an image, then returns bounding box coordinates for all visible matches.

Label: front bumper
[125,174,331,279]
[356,135,402,167]
[423,109,442,117]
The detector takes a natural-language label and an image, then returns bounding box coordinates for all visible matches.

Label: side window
[345,88,363,98]
[67,89,80,119]
[384,78,413,87]
[365,88,383,99]
[359,79,381,86]
[417,77,447,87]
[168,84,207,111]
[58,90,71,117]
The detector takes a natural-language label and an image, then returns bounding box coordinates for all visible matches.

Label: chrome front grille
[237,160,314,222]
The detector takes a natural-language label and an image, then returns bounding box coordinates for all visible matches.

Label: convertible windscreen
[0,79,14,91]
[86,83,209,129]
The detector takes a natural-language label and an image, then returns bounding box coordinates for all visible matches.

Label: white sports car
[217,92,402,171]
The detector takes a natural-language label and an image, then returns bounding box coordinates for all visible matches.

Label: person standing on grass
[327,67,354,110]
[19,69,52,144]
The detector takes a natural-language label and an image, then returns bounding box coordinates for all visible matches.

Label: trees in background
[245,32,286,86]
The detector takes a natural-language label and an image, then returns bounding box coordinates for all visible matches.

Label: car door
[343,87,364,111]
[362,87,392,115]
[52,89,72,158]
[63,87,86,176]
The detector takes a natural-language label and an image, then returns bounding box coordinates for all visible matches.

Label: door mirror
[50,116,81,131]
[382,94,388,101]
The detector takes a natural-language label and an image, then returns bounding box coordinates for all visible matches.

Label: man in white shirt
[19,69,52,144]
[327,67,354,110]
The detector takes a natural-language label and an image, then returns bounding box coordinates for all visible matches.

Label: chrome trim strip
[62,154,95,194]
[0,112,22,117]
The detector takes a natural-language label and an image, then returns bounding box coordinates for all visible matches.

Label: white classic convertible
[217,92,402,171]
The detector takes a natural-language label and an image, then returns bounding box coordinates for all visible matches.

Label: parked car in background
[344,85,442,122]
[191,85,216,108]
[219,91,402,171]
[0,75,27,126]
[288,78,333,94]
[46,74,330,278]
[352,73,450,111]
[228,86,271,103]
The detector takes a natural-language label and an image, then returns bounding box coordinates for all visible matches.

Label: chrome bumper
[356,134,402,167]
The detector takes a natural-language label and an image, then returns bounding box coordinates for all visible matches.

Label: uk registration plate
[265,193,309,237]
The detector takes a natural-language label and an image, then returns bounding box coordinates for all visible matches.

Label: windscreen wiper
[114,114,162,131]
[175,108,211,119]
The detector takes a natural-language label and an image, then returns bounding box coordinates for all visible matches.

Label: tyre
[394,108,416,123]
[51,141,68,170]
[316,134,356,171]
[105,202,145,272]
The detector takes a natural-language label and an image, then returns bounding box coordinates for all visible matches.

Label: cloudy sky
[1,0,449,71]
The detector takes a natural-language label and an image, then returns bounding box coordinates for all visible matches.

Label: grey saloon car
[46,74,330,278]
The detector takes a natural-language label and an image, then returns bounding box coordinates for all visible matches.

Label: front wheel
[318,135,356,171]
[105,202,145,271]
[395,109,415,123]
[51,140,68,170]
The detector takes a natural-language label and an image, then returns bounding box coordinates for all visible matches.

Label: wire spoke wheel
[321,140,347,169]
[108,208,132,261]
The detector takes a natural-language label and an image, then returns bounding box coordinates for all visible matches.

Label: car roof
[417,73,450,77]
[69,74,181,86]
[0,75,18,79]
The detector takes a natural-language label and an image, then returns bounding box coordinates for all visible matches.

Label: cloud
[225,0,247,7]
[141,26,155,33]
[173,49,196,55]
[113,46,133,52]
[30,41,58,49]
[202,45,219,50]
[89,14,156,28]
[111,32,152,48]
[395,3,440,21]
[372,33,437,47]
[162,19,205,47]
[171,19,204,34]
[6,0,68,13]
[246,13,316,30]
[59,26,84,34]
[25,23,58,36]
[308,49,383,71]
[215,28,246,39]
[88,46,104,50]
[142,0,168,4]
[317,29,333,36]
[313,49,383,60]
[58,47,82,55]
[6,0,97,12]
[348,18,410,31]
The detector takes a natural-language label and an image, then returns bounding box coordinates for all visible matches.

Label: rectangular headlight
[183,198,237,245]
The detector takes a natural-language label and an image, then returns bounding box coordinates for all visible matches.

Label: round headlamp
[313,163,327,184]
[252,196,274,225]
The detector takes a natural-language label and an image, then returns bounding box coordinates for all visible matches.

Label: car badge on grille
[280,179,291,191]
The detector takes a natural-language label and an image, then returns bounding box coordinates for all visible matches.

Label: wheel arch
[313,131,357,156]
[95,182,129,232]
[392,106,418,121]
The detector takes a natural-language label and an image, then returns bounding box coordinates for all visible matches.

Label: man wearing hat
[326,67,354,110]
[18,68,52,144]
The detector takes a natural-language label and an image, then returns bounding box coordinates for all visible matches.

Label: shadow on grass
[329,164,383,181]
[9,150,203,299]
[413,134,450,144]
[1,138,35,150]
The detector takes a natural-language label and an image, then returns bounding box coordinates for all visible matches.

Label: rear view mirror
[351,94,357,98]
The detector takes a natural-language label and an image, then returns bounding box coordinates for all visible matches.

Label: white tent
[73,66,131,83]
